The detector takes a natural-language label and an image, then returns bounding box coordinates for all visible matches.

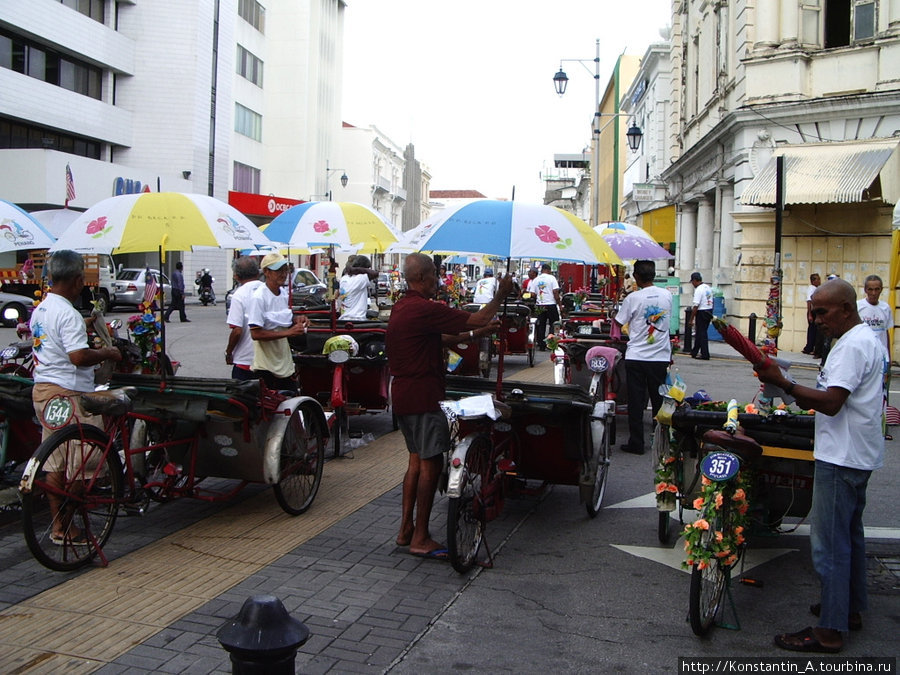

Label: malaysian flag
[143,269,159,306]
[65,164,76,207]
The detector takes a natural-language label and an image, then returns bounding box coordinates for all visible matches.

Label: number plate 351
[700,451,740,482]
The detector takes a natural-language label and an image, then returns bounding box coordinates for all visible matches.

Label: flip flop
[411,547,449,561]
[810,603,862,631]
[50,533,89,547]
[774,627,842,653]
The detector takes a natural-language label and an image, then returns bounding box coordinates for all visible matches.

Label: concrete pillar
[780,0,798,46]
[718,185,735,269]
[755,0,780,48]
[696,197,715,272]
[679,203,697,273]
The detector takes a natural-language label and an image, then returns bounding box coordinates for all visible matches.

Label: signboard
[632,183,655,202]
[228,191,304,217]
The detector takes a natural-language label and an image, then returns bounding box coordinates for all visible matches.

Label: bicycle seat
[701,428,763,464]
[80,387,137,416]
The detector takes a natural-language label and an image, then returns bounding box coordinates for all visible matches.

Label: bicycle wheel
[585,423,610,518]
[273,404,325,515]
[331,406,348,458]
[688,506,730,635]
[447,433,491,574]
[21,424,121,572]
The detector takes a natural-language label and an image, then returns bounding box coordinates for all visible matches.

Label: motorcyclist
[195,268,216,305]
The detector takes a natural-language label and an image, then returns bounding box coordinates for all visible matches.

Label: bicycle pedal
[121,503,145,516]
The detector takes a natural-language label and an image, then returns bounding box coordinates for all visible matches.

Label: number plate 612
[700,451,740,482]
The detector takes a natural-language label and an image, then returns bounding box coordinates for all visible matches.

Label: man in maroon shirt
[387,253,513,557]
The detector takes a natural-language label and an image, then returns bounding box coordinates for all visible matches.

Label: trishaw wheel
[585,426,610,518]
[22,424,121,572]
[688,507,730,636]
[447,433,491,574]
[273,404,325,516]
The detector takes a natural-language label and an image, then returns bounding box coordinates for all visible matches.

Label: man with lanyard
[30,250,122,545]
[247,252,308,393]
[472,268,497,304]
[164,261,189,323]
[756,279,885,653]
[338,255,379,321]
[614,259,672,455]
[533,263,561,351]
[225,256,264,380]
[687,271,713,360]
[386,253,511,558]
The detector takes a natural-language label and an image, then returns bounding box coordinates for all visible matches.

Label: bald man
[755,279,886,653]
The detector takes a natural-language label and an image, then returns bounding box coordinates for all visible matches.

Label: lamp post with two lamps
[553,39,643,227]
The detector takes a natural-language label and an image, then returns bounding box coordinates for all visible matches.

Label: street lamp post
[325,159,349,201]
[553,40,643,226]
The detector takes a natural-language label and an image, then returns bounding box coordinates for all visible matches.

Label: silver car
[112,268,172,308]
[0,291,34,327]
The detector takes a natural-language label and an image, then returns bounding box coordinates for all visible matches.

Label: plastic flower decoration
[681,467,750,570]
[127,300,163,373]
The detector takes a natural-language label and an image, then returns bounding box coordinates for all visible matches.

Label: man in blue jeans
[756,278,885,653]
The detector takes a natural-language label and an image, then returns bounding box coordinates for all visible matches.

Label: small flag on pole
[65,164,76,207]
[144,269,159,306]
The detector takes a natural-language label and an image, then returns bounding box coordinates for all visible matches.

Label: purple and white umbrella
[596,222,673,260]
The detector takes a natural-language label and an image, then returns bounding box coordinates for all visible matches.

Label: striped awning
[740,139,899,207]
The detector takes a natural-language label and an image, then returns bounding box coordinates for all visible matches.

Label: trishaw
[0,375,42,508]
[292,319,390,458]
[18,374,328,571]
[653,400,815,635]
[497,301,535,367]
[439,340,619,574]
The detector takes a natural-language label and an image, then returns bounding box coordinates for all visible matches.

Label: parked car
[0,291,33,327]
[291,268,327,309]
[375,272,407,307]
[111,268,171,309]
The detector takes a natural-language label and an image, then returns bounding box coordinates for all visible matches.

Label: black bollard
[217,595,309,674]
[748,313,757,343]
[682,307,693,353]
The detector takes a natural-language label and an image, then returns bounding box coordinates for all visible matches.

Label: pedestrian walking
[533,263,560,351]
[687,272,712,360]
[164,261,189,322]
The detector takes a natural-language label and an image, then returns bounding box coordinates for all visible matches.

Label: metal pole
[326,159,331,201]
[774,155,784,349]
[591,38,600,229]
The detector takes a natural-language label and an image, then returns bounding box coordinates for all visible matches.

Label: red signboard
[228,191,304,217]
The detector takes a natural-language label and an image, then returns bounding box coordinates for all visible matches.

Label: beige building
[662,0,900,357]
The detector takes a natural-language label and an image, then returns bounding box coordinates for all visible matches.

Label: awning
[740,138,899,207]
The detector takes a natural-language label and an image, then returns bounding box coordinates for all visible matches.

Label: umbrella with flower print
[401,200,622,265]
[263,201,400,254]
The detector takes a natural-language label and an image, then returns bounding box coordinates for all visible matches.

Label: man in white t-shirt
[687,272,713,360]
[248,252,309,392]
[756,279,885,653]
[533,263,561,351]
[472,269,497,304]
[338,255,379,321]
[30,250,123,544]
[802,273,822,355]
[614,260,672,455]
[225,256,264,380]
[856,274,891,359]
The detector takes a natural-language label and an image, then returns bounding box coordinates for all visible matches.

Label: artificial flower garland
[681,471,751,571]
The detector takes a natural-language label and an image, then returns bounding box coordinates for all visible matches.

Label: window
[59,0,104,23]
[825,0,877,47]
[238,0,266,33]
[0,117,101,159]
[234,103,262,141]
[233,161,261,193]
[0,29,102,100]
[236,45,264,87]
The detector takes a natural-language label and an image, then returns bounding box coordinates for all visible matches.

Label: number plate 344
[700,451,740,482]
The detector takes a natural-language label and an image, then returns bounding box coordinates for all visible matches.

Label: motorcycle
[196,269,215,306]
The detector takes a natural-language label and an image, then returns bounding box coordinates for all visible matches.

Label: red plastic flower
[313,219,330,233]
[86,216,107,235]
[535,225,560,243]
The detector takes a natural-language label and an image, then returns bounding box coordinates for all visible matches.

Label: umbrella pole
[495,258,511,400]
[158,244,167,388]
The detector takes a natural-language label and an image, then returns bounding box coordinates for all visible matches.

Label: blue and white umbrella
[402,200,622,265]
[0,200,57,252]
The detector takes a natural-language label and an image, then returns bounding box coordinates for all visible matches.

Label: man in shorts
[30,250,122,545]
[386,253,512,558]
[225,256,263,380]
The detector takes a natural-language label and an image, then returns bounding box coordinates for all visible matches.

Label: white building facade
[662,0,900,355]
[0,0,346,286]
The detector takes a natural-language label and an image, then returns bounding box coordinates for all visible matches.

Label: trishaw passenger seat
[80,386,137,417]
[701,428,763,464]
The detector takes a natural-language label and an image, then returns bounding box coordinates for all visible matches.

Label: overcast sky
[341,0,671,205]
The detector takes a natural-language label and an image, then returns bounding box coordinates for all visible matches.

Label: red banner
[228,191,304,217]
